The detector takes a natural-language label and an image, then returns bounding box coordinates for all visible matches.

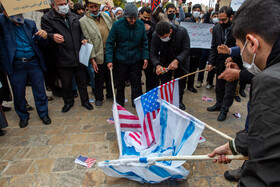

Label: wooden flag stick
[178,67,216,80]
[204,124,233,140]
[109,68,116,103]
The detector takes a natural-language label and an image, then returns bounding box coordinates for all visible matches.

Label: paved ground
[0,73,249,187]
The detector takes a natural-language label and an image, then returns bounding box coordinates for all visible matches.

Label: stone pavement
[0,74,249,187]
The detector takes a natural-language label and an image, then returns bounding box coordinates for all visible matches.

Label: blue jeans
[9,57,48,119]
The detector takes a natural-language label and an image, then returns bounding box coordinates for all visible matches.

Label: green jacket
[105,18,149,64]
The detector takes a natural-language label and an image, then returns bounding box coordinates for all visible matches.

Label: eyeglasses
[218,18,228,22]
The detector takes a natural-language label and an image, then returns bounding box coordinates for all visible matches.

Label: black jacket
[235,37,280,187]
[41,9,85,67]
[150,24,190,73]
[208,23,236,69]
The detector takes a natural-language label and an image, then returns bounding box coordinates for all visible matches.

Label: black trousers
[116,61,142,106]
[95,63,113,101]
[215,66,238,113]
[188,56,200,88]
[144,60,158,92]
[57,64,89,106]
[159,67,186,103]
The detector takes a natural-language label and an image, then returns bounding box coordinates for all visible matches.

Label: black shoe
[82,103,93,110]
[62,104,73,113]
[179,103,186,110]
[235,96,241,102]
[207,104,221,112]
[19,119,29,128]
[239,90,246,97]
[2,106,11,111]
[95,100,102,108]
[217,112,227,121]
[73,90,78,98]
[188,87,198,93]
[41,116,51,125]
[224,167,242,182]
[0,129,6,136]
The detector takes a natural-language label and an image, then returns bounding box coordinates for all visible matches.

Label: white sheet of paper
[79,43,93,67]
[231,0,245,11]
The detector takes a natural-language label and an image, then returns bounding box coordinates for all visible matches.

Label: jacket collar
[266,37,280,68]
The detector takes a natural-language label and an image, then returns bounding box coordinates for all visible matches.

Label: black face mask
[221,20,231,29]
[141,19,150,24]
[167,13,175,21]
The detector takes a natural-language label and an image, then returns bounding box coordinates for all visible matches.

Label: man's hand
[36,30,48,39]
[225,61,240,70]
[144,24,151,31]
[81,39,88,45]
[107,62,113,70]
[208,7,214,12]
[218,68,240,82]
[225,57,233,64]
[217,44,230,54]
[208,142,233,164]
[105,2,112,12]
[167,59,179,70]
[53,34,64,43]
[188,2,192,7]
[156,65,163,75]
[91,58,99,73]
[207,64,213,71]
[210,27,213,34]
[143,60,148,69]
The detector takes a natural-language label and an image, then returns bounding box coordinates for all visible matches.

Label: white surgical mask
[241,39,262,75]
[160,36,171,42]
[212,17,219,24]
[192,11,200,18]
[56,4,69,15]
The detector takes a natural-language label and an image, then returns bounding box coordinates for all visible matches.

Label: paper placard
[88,0,114,7]
[231,0,244,11]
[1,0,50,16]
[219,0,231,8]
[180,22,213,49]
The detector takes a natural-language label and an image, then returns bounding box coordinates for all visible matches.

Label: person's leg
[104,64,113,99]
[239,81,247,97]
[197,49,209,84]
[208,67,224,111]
[8,61,29,120]
[129,62,142,106]
[221,80,238,113]
[207,69,215,86]
[72,75,78,97]
[74,64,90,106]
[27,58,49,118]
[57,67,75,106]
[94,63,106,105]
[87,63,95,94]
[188,56,199,92]
[144,61,157,92]
[116,62,128,106]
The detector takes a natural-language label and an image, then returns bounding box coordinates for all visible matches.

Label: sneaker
[206,84,213,90]
[224,167,242,182]
[196,81,202,88]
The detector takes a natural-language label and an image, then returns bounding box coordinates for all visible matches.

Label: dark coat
[0,13,47,75]
[105,18,149,64]
[41,9,85,67]
[208,23,236,69]
[235,38,280,187]
[150,24,190,73]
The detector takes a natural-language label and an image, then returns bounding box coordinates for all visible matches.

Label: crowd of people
[0,0,280,185]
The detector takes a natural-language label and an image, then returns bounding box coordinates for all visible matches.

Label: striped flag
[134,79,179,148]
[117,104,142,132]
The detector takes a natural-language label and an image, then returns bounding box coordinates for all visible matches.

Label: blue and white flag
[98,100,205,183]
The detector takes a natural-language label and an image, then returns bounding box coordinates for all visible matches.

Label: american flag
[75,156,96,168]
[117,105,142,132]
[135,79,179,148]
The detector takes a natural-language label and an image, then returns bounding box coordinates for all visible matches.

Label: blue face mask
[91,12,100,17]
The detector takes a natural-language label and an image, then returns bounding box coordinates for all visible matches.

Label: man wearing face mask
[41,0,93,113]
[0,5,51,127]
[152,0,185,25]
[206,6,238,121]
[139,6,157,92]
[150,21,190,110]
[208,0,280,185]
[79,0,115,108]
[106,3,149,107]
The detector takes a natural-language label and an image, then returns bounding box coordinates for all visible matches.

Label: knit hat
[123,3,138,18]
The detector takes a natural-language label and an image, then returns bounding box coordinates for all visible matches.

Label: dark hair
[212,11,218,16]
[156,21,171,36]
[139,6,151,14]
[233,0,280,44]
[192,4,202,11]
[218,6,233,18]
[165,3,175,11]
[85,0,93,5]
